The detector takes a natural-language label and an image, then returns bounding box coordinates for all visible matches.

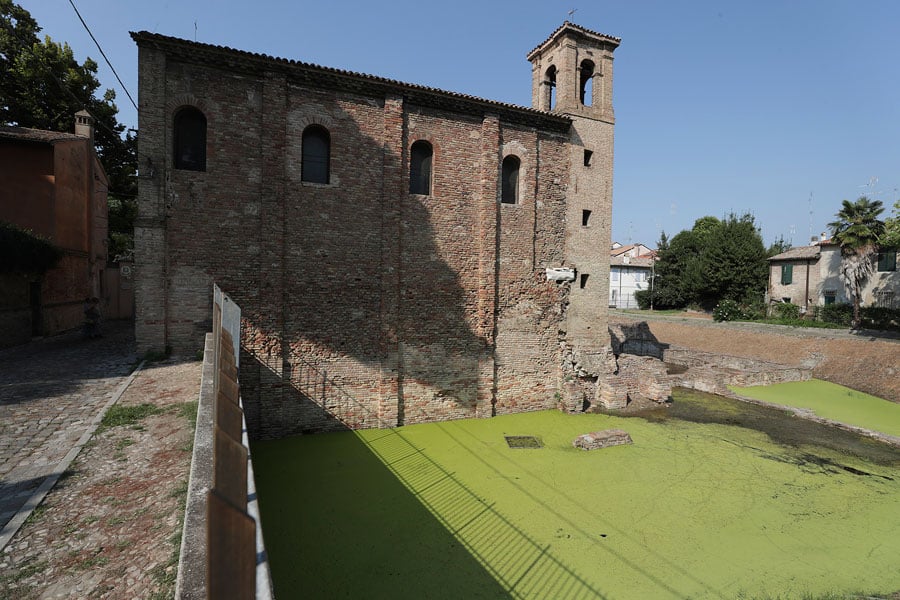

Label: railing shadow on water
[249,353,610,600]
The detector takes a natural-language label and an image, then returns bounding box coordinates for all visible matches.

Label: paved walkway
[0,322,137,538]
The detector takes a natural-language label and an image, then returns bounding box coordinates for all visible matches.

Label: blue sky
[20,0,900,248]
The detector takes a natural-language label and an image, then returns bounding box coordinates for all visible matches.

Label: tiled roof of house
[610,244,637,256]
[0,126,86,144]
[610,244,656,258]
[610,255,654,268]
[130,31,574,132]
[768,245,821,261]
[526,21,621,60]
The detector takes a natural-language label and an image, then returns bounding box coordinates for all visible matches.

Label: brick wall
[133,28,617,438]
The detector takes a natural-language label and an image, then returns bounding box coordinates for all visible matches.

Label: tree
[827,196,885,329]
[697,213,768,307]
[881,199,900,249]
[1,0,136,258]
[767,235,792,257]
[648,228,701,309]
[642,214,768,311]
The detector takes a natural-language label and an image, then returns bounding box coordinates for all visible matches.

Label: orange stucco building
[0,112,109,345]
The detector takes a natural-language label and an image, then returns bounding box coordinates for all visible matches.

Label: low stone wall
[573,429,633,450]
[662,347,811,394]
[176,287,273,599]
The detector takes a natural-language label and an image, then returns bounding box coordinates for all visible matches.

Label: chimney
[820,232,827,242]
[74,110,94,145]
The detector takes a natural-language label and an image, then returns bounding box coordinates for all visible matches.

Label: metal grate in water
[504,435,543,449]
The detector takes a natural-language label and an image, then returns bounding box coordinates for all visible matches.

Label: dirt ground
[611,312,900,403]
[0,358,200,600]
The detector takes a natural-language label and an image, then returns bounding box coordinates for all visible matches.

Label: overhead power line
[67,0,138,113]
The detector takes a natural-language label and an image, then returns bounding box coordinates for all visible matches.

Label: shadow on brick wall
[226,101,493,437]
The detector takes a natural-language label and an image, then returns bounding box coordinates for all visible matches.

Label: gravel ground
[0,357,200,600]
[611,310,900,403]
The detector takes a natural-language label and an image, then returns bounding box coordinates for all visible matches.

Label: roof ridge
[526,21,621,60]
[130,31,572,126]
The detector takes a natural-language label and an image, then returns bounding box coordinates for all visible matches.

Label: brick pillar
[134,45,168,353]
[477,114,500,417]
[378,95,404,426]
[255,73,288,404]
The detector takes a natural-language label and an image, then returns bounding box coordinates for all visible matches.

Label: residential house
[0,111,109,346]
[609,243,656,308]
[768,235,898,312]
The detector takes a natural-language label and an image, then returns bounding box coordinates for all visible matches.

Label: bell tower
[528,22,620,375]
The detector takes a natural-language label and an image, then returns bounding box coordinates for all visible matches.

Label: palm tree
[827,196,885,329]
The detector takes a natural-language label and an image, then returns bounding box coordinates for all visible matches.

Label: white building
[609,243,656,308]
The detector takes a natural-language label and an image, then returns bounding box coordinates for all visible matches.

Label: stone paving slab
[0,322,137,536]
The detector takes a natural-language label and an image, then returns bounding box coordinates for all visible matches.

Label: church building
[132,22,620,439]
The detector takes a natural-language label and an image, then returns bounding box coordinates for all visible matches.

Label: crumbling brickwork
[132,23,620,438]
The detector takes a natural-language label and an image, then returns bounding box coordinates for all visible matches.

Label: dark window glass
[877,250,897,272]
[781,264,793,285]
[583,149,593,167]
[174,107,207,171]
[302,126,330,184]
[409,141,433,195]
[501,155,520,204]
[582,209,592,226]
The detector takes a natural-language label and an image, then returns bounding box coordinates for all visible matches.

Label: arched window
[173,107,206,171]
[302,125,330,184]
[544,66,557,110]
[501,155,520,204]
[409,140,433,195]
[580,60,595,106]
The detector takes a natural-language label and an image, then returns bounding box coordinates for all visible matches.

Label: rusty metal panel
[215,390,244,442]
[207,489,256,600]
[213,426,248,511]
[218,370,239,405]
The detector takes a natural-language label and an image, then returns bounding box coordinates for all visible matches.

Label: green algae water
[730,379,900,438]
[252,390,900,599]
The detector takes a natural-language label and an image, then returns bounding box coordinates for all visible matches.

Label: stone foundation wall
[662,347,811,393]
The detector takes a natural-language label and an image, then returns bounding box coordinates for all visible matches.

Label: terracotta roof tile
[0,126,85,144]
[130,31,573,131]
[768,245,821,261]
[526,21,621,61]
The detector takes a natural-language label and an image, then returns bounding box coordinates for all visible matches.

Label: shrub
[860,306,900,331]
[740,300,767,321]
[634,289,651,310]
[818,303,852,326]
[0,222,62,274]
[772,302,800,320]
[713,299,745,322]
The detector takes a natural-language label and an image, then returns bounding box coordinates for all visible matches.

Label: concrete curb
[0,360,146,552]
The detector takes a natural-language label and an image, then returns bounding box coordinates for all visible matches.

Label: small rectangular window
[580,273,589,289]
[781,264,793,285]
[824,290,836,305]
[582,209,591,226]
[877,250,897,272]
[583,150,593,167]
[611,268,619,282]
